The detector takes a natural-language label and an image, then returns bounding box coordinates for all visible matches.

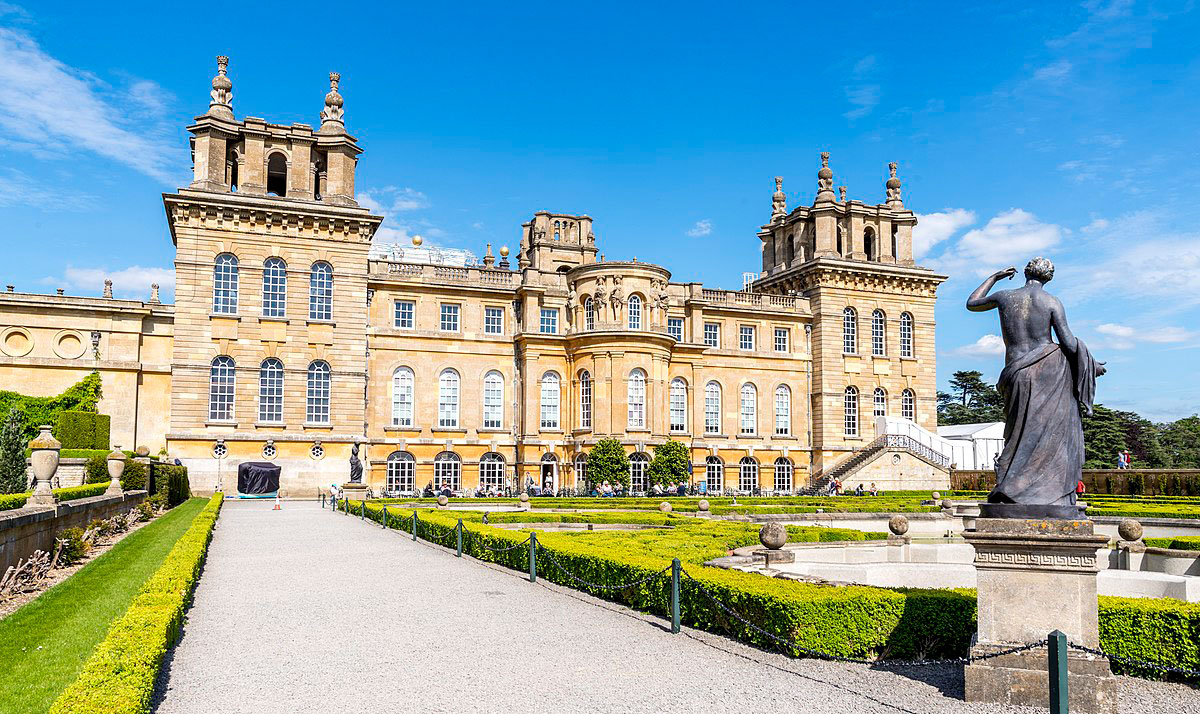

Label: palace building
[0,58,949,496]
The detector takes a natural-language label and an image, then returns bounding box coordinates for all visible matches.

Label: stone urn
[26,425,60,507]
[659,501,672,513]
[105,448,126,495]
[518,492,530,511]
[759,522,787,550]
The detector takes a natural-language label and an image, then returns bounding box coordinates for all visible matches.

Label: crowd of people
[824,479,881,497]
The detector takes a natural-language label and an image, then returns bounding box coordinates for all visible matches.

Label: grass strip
[0,497,207,714]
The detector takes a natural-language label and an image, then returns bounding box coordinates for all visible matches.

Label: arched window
[900,312,914,358]
[479,452,506,491]
[874,387,887,418]
[438,369,460,428]
[629,452,649,493]
[774,385,791,436]
[627,294,642,330]
[386,451,415,494]
[843,307,857,354]
[266,153,287,197]
[902,389,916,421]
[871,309,886,356]
[309,261,333,321]
[209,356,235,421]
[258,358,283,423]
[434,451,461,491]
[669,378,688,433]
[553,220,561,241]
[706,456,724,494]
[774,458,793,493]
[584,297,595,330]
[306,361,331,424]
[627,369,646,429]
[213,253,239,314]
[739,383,757,435]
[864,227,877,261]
[574,452,588,490]
[483,371,504,429]
[262,257,287,318]
[784,234,794,265]
[704,381,722,434]
[836,223,845,256]
[578,370,592,430]
[392,367,414,427]
[540,372,560,429]
[892,225,900,261]
[844,386,859,437]
[739,456,759,492]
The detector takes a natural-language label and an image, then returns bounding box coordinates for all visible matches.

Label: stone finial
[103,279,113,299]
[208,55,234,118]
[888,515,910,536]
[320,71,346,133]
[839,186,847,202]
[483,242,496,267]
[498,245,510,269]
[816,151,835,201]
[56,288,64,296]
[886,161,903,206]
[5,285,12,293]
[771,176,787,221]
[149,283,160,303]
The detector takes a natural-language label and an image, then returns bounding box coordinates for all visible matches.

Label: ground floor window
[629,453,649,493]
[479,452,505,491]
[434,452,461,491]
[773,458,793,492]
[738,457,758,492]
[705,457,723,494]
[386,451,415,494]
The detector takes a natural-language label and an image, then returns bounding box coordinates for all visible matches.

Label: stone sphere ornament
[499,245,510,257]
[940,498,954,510]
[1118,518,1143,542]
[759,522,787,550]
[135,445,150,457]
[697,499,710,512]
[519,492,529,503]
[888,515,910,536]
[931,491,941,501]
[436,495,449,507]
[659,501,672,513]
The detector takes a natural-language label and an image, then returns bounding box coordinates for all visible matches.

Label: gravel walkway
[153,501,1196,713]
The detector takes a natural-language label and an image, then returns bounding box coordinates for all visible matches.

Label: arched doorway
[540,453,558,495]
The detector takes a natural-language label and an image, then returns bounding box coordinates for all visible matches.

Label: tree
[647,439,690,487]
[1081,405,1129,469]
[0,407,28,494]
[587,438,630,489]
[1160,416,1200,469]
[937,370,1005,425]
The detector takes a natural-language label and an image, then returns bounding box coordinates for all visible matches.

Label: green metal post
[1048,630,1068,714]
[456,519,463,557]
[412,510,418,541]
[671,558,681,634]
[383,507,388,529]
[360,501,365,520]
[529,532,538,583]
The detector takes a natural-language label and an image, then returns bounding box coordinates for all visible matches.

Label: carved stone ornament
[208,55,233,117]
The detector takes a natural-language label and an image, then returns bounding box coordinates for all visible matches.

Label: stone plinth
[962,518,1116,714]
[341,483,368,501]
[752,548,795,565]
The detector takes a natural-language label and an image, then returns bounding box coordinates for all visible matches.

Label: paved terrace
[153,501,1194,714]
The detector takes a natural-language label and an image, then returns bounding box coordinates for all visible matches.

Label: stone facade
[0,58,947,497]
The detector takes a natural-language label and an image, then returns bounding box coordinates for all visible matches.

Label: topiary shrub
[57,527,89,565]
[84,454,109,484]
[151,464,191,507]
[120,459,147,491]
[647,439,690,488]
[0,406,27,494]
[55,411,111,450]
[588,438,631,490]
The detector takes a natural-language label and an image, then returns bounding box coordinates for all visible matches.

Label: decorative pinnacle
[886,161,903,205]
[816,151,835,200]
[320,71,346,132]
[771,176,787,220]
[208,55,234,118]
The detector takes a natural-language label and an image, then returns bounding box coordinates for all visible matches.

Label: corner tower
[753,154,945,476]
[164,57,383,495]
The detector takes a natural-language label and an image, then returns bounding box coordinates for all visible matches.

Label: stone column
[25,426,60,508]
[962,518,1117,714]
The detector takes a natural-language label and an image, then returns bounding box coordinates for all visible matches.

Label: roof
[370,243,478,267]
[937,422,1005,439]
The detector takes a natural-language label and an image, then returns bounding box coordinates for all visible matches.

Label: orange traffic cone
[273,495,281,511]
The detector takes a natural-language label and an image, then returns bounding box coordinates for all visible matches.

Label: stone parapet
[0,491,147,573]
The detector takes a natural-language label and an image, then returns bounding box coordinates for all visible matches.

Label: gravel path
[153,501,1196,713]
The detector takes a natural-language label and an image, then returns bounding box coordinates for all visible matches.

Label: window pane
[739,326,754,350]
[209,356,235,421]
[705,383,721,433]
[628,295,641,330]
[386,452,415,494]
[395,300,415,329]
[480,453,506,490]
[213,254,239,314]
[774,328,788,352]
[262,258,287,318]
[706,458,723,493]
[434,453,461,491]
[902,389,916,421]
[484,306,503,334]
[872,310,886,356]
[670,379,687,432]
[740,384,756,434]
[309,262,333,321]
[900,313,914,358]
[540,308,558,334]
[584,299,595,330]
[438,370,459,427]
[258,358,283,422]
[844,387,859,437]
[774,386,790,435]
[540,373,559,429]
[704,323,719,347]
[627,370,645,429]
[667,317,683,341]
[843,308,857,354]
[440,304,459,331]
[306,361,331,424]
[874,388,887,418]
[739,458,758,491]
[579,371,592,430]
[483,372,503,429]
[392,367,414,427]
[774,459,793,492]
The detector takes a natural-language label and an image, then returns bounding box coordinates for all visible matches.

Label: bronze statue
[349,442,363,483]
[967,257,1105,518]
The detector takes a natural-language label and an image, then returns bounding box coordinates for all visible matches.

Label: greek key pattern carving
[974,551,1094,569]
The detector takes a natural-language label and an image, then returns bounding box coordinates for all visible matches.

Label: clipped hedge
[49,493,223,714]
[0,481,113,511]
[55,411,111,450]
[151,464,191,507]
[1098,596,1200,677]
[1144,536,1200,551]
[0,372,103,442]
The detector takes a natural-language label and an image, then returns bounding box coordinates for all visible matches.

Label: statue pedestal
[962,518,1116,714]
[341,483,368,502]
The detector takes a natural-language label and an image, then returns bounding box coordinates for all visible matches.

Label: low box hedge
[1098,595,1200,677]
[0,481,113,511]
[48,493,223,714]
[1143,536,1200,551]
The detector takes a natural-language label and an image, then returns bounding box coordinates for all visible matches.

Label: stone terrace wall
[951,469,1200,496]
[0,491,147,573]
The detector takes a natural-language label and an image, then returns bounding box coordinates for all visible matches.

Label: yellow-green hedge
[48,493,223,714]
[0,481,114,511]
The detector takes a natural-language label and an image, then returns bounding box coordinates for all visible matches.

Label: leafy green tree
[647,439,690,487]
[1160,416,1200,469]
[937,370,1005,425]
[0,407,28,494]
[1082,405,1129,469]
[587,438,630,489]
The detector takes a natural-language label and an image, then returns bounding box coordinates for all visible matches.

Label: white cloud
[843,84,880,120]
[44,265,175,300]
[1096,323,1196,350]
[913,208,975,259]
[932,209,1063,277]
[1070,212,1200,306]
[357,186,429,214]
[1033,59,1073,82]
[852,55,876,77]
[0,170,95,210]
[1080,218,1109,233]
[0,28,180,181]
[948,334,1006,358]
[686,219,713,237]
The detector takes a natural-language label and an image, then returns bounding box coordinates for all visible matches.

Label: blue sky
[1,1,1198,421]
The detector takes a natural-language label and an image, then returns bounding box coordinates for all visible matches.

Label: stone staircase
[809,432,952,492]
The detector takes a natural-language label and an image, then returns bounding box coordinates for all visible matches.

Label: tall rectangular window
[306,361,331,425]
[212,254,239,315]
[703,323,720,348]
[484,306,504,335]
[440,303,459,332]
[579,371,592,430]
[739,325,755,351]
[667,317,684,341]
[258,359,284,423]
[394,300,414,329]
[483,372,503,429]
[774,328,789,353]
[309,262,333,321]
[540,308,558,334]
[262,258,287,318]
[669,379,687,433]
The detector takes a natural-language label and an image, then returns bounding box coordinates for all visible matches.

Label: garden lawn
[0,497,207,714]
